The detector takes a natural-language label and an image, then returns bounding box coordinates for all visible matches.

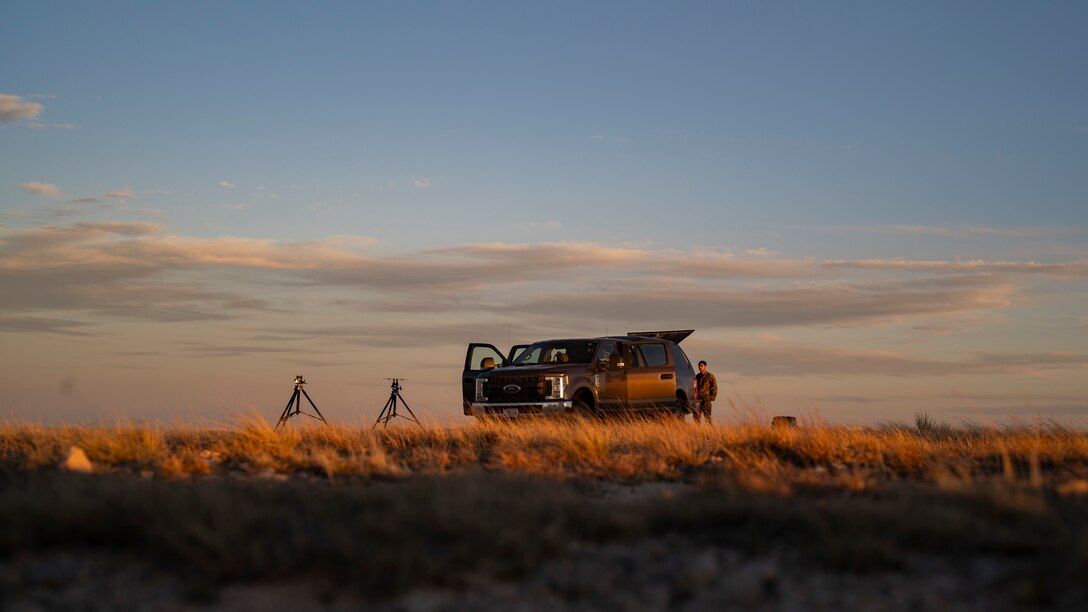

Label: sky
[2,1,1086,426]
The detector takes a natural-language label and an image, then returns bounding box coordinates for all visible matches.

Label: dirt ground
[1,534,1065,612]
[2,479,1079,612]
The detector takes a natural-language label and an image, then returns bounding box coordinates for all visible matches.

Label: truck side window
[624,344,646,368]
[596,342,621,370]
[639,343,668,367]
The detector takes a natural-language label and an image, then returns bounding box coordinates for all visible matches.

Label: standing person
[694,360,718,423]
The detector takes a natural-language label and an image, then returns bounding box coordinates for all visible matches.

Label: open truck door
[463,343,506,410]
[461,343,531,413]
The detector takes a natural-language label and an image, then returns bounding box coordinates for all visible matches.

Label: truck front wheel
[573,393,599,420]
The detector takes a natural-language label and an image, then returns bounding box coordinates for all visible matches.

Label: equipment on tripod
[373,378,421,429]
[275,374,329,430]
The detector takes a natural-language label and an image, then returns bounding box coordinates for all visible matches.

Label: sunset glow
[2,3,1085,425]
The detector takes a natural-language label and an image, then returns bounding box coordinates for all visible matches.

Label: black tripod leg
[397,395,421,425]
[276,389,300,429]
[372,396,396,429]
[300,389,329,424]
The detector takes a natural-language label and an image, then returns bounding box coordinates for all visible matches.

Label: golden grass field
[2,414,1087,608]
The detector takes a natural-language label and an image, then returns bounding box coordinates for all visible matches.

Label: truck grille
[484,376,546,402]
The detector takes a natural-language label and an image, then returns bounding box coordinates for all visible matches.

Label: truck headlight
[544,374,566,400]
[476,378,487,401]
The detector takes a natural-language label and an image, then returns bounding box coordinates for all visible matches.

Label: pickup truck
[462,330,697,419]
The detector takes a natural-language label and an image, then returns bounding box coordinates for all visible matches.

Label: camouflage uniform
[694,369,717,423]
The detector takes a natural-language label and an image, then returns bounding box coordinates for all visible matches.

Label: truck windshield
[511,340,597,365]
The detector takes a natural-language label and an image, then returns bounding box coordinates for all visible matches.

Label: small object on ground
[60,446,93,473]
[771,416,797,429]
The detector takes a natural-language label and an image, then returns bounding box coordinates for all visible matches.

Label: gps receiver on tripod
[373,378,421,429]
[275,374,329,430]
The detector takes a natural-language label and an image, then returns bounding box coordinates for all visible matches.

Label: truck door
[463,343,506,405]
[593,341,628,411]
[625,342,675,412]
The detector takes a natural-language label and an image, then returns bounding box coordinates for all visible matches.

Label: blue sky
[2,2,1086,425]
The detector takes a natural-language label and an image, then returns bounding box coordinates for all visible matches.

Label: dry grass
[3,415,1086,490]
[2,415,1087,602]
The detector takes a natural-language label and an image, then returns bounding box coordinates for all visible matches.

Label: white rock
[60,446,93,473]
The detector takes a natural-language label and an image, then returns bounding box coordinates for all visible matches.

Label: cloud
[66,190,139,205]
[793,224,1081,240]
[745,247,776,256]
[219,203,248,210]
[498,280,1013,330]
[888,225,1074,239]
[0,314,96,336]
[0,222,276,322]
[73,221,161,236]
[102,190,136,199]
[413,178,432,189]
[219,181,235,189]
[20,181,60,198]
[0,94,43,125]
[823,259,1088,279]
[702,342,1088,378]
[324,234,381,248]
[258,319,539,350]
[0,222,1082,341]
[26,122,74,129]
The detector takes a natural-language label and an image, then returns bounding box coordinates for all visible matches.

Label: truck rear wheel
[675,394,691,419]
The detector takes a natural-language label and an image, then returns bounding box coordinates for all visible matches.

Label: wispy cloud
[792,224,1081,239]
[219,181,235,189]
[20,181,60,198]
[702,343,1088,378]
[497,281,1013,330]
[413,178,432,189]
[745,247,776,256]
[0,94,43,125]
[0,222,1083,343]
[0,314,96,336]
[66,189,139,205]
[888,225,1074,239]
[26,122,74,129]
[823,259,1088,278]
